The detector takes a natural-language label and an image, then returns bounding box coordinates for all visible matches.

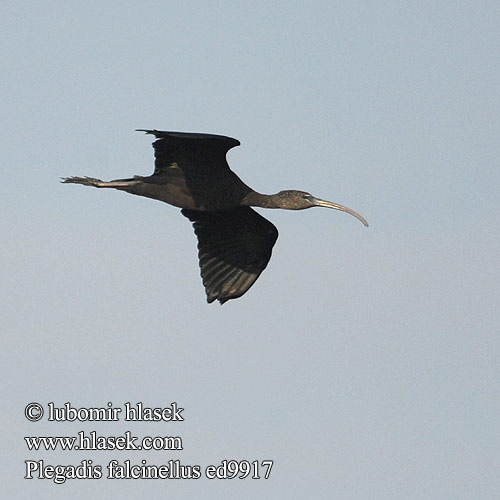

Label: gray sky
[2,1,499,498]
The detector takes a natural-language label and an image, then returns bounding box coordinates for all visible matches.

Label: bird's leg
[61,176,141,188]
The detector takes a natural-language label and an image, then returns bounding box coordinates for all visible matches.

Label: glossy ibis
[62,130,368,304]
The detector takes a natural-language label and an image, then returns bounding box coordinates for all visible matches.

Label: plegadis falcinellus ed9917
[62,130,368,304]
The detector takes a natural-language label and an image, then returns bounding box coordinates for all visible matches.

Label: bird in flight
[62,130,368,304]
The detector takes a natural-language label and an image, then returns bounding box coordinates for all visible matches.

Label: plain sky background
[2,1,499,498]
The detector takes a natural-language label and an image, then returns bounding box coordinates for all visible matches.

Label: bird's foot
[60,176,103,187]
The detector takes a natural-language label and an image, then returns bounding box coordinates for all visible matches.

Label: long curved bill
[312,198,369,227]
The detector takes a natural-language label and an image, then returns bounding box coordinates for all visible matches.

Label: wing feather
[182,207,279,304]
[137,129,250,210]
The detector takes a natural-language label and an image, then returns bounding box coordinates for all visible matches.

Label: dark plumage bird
[62,130,368,304]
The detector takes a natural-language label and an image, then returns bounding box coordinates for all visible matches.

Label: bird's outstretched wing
[137,129,240,175]
[182,207,279,304]
[137,129,250,210]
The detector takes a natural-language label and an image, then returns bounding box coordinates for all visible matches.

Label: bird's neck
[241,191,282,209]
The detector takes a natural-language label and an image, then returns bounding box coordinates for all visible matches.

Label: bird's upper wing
[137,129,250,210]
[138,130,240,175]
[182,207,279,304]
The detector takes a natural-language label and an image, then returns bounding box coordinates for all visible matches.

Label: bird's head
[276,190,368,226]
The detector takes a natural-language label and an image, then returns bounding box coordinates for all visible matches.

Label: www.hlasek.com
[25,431,182,451]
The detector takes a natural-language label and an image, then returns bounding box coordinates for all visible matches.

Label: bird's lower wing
[181,207,279,304]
